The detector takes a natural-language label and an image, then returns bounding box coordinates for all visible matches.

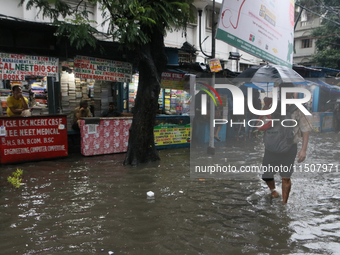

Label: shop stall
[73,70,194,157]
[60,56,132,129]
[0,115,68,164]
[128,71,191,115]
[0,52,59,115]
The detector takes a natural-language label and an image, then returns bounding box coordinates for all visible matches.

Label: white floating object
[108,251,114,255]
[147,191,154,197]
[179,190,183,193]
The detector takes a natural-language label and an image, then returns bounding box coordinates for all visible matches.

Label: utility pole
[193,0,217,154]
[207,0,216,155]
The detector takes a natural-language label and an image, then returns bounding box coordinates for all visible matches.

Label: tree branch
[75,0,85,13]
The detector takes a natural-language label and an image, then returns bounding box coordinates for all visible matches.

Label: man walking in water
[261,83,311,204]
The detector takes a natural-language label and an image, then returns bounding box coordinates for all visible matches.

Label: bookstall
[59,56,132,130]
[0,53,58,116]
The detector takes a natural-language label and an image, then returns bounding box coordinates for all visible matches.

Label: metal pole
[294,6,303,31]
[208,0,216,155]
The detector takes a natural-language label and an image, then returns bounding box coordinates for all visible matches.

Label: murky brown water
[1,132,340,254]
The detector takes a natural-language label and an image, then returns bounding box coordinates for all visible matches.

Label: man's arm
[9,107,24,114]
[76,108,83,120]
[8,97,29,114]
[21,96,29,110]
[297,131,309,163]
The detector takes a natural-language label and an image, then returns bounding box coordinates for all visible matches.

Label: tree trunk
[123,31,167,166]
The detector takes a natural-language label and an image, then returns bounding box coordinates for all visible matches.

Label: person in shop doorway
[72,100,92,131]
[7,85,29,117]
[101,102,121,117]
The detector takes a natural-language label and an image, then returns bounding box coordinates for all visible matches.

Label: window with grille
[301,39,312,48]
[206,8,220,29]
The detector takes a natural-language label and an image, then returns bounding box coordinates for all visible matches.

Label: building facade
[293,8,320,66]
[0,0,262,72]
[165,0,262,71]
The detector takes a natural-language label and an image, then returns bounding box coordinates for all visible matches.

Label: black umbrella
[234,63,306,93]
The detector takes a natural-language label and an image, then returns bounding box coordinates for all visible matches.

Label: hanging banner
[74,56,132,83]
[0,53,58,80]
[216,0,294,68]
[161,72,186,90]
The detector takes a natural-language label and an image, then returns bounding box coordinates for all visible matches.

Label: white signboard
[0,53,58,80]
[216,0,295,67]
[74,56,132,83]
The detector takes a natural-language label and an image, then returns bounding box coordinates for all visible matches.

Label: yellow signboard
[209,59,223,73]
[154,125,191,146]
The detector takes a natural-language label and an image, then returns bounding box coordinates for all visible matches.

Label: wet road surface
[0,132,340,254]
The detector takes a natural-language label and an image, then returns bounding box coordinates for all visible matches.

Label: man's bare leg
[214,126,222,138]
[265,179,279,198]
[281,178,291,204]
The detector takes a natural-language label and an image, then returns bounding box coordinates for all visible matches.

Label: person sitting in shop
[72,100,92,131]
[101,102,121,117]
[7,85,29,117]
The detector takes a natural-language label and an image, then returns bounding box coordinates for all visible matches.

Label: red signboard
[0,115,68,164]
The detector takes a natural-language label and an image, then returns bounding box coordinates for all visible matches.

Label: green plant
[7,169,23,188]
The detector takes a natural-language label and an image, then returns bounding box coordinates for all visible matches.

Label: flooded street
[1,132,340,254]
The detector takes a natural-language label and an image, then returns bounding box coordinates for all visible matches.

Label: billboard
[216,0,295,67]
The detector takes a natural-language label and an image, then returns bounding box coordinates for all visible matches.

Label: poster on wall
[321,114,333,132]
[0,53,58,80]
[154,124,191,146]
[74,56,132,83]
[216,0,295,67]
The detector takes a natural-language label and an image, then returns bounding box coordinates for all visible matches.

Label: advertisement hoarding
[216,0,294,67]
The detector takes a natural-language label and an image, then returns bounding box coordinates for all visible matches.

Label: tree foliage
[20,0,193,50]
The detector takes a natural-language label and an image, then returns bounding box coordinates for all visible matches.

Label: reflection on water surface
[0,132,339,254]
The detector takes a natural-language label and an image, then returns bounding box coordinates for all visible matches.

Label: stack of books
[81,79,89,100]
[60,72,70,114]
[68,74,77,113]
[93,80,102,117]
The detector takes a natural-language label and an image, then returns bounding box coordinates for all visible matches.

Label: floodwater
[1,132,340,255]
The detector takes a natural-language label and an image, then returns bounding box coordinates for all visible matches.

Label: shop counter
[80,117,132,156]
[79,115,191,156]
[0,115,68,164]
